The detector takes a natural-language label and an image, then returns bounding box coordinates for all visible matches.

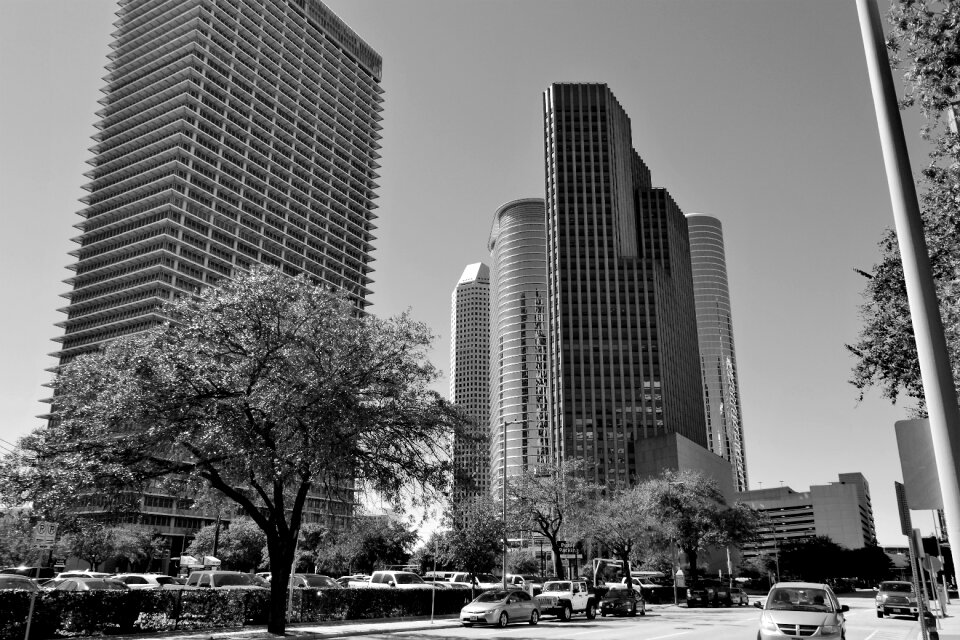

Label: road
[332,597,930,640]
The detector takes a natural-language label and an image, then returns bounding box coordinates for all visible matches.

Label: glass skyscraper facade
[488,198,548,494]
[687,213,747,492]
[50,0,383,554]
[53,0,383,368]
[451,263,491,500]
[543,83,707,487]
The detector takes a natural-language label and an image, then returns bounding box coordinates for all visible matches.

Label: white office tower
[451,263,491,500]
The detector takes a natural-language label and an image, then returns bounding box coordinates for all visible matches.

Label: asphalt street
[330,597,935,640]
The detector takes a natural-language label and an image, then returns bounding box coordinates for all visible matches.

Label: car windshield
[156,576,177,585]
[302,575,337,587]
[543,582,571,592]
[212,574,253,587]
[766,587,833,612]
[880,582,913,593]
[475,590,510,602]
[394,573,424,584]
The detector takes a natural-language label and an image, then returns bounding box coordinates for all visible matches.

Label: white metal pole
[857,0,960,566]
[502,420,508,590]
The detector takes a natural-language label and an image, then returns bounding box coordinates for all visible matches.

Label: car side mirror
[841,605,849,612]
[753,601,762,608]
[388,580,396,587]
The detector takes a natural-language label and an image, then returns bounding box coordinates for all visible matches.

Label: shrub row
[0,588,472,639]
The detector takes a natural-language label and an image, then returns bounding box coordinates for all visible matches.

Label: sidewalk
[933,610,960,639]
[107,615,462,640]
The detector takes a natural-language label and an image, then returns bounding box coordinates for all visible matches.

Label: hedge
[0,587,472,638]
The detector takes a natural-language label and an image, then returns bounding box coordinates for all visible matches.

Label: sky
[0,0,942,546]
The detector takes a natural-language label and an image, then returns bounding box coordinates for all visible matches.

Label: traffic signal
[922,536,942,557]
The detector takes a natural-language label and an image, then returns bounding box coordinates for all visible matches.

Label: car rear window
[302,575,337,587]
[212,573,253,587]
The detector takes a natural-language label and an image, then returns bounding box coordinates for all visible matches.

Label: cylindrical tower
[488,198,547,496]
[686,213,748,492]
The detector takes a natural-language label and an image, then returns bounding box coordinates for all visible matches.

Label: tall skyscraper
[686,213,748,492]
[53,0,383,368]
[450,263,491,500]
[543,83,707,487]
[50,0,383,561]
[488,198,548,494]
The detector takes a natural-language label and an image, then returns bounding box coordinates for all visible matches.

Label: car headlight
[822,624,841,635]
[760,612,778,632]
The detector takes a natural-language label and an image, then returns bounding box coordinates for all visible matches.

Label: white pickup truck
[349,570,435,589]
[535,579,597,621]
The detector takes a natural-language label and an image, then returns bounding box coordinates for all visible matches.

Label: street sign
[560,552,581,559]
[33,521,57,550]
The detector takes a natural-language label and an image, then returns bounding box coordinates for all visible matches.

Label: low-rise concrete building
[739,473,877,561]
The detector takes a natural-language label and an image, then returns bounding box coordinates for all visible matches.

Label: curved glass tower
[488,198,547,495]
[686,213,747,492]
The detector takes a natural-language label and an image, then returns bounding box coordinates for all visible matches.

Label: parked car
[599,584,645,617]
[0,574,40,591]
[0,566,55,581]
[290,573,340,588]
[449,572,501,589]
[55,570,112,580]
[686,582,718,607]
[460,588,540,627]
[114,573,185,590]
[54,577,130,591]
[337,574,369,587]
[755,582,848,640]
[875,580,919,619]
[506,574,545,593]
[185,571,267,590]
[359,570,435,589]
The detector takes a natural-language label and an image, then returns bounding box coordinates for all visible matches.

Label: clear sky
[0,0,939,546]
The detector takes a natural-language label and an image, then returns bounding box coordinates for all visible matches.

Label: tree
[410,530,455,574]
[507,549,541,575]
[587,484,658,592]
[0,267,465,634]
[506,459,597,578]
[779,536,846,583]
[847,1,960,409]
[186,518,267,572]
[0,509,44,567]
[645,470,760,583]
[446,496,504,591]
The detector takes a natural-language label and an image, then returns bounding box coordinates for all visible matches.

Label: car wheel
[628,603,636,617]
[600,611,607,617]
[461,623,472,627]
[560,604,572,621]
[876,611,883,618]
[586,603,597,619]
[529,610,539,626]
[497,612,508,628]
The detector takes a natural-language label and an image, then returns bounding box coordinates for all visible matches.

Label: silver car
[756,582,848,640]
[460,589,541,627]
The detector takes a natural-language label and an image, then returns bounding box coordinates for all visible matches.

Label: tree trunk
[267,536,294,635]
[686,548,699,584]
[550,540,564,579]
[619,554,632,592]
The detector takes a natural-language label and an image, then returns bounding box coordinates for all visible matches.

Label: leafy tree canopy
[848,0,960,410]
[0,267,465,633]
[506,459,598,578]
[185,517,267,572]
[445,496,504,582]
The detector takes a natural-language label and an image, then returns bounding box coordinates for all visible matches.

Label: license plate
[471,616,479,621]
[894,608,906,613]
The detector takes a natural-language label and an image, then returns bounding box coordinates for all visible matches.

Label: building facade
[686,213,748,492]
[451,263,491,500]
[54,0,383,368]
[739,473,877,561]
[487,198,548,495]
[51,0,383,552]
[542,83,707,487]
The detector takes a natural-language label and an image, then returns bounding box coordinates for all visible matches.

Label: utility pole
[857,0,960,565]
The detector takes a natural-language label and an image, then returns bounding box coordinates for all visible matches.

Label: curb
[106,615,462,640]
